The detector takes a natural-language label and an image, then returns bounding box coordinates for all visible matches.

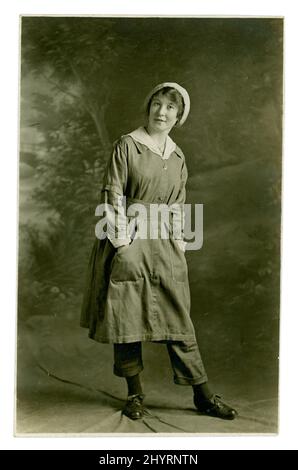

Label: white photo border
[1,0,297,451]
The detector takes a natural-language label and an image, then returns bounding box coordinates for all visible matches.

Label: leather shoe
[194,394,238,420]
[122,394,144,420]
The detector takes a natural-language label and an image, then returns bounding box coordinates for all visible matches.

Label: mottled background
[17,17,282,433]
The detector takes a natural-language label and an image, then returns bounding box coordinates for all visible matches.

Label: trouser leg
[166,340,208,385]
[113,342,144,377]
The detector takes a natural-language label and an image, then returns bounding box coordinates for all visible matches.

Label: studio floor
[16,311,278,435]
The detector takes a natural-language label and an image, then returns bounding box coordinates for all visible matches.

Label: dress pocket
[110,238,142,282]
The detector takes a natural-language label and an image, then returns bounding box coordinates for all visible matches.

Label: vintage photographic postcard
[16,15,282,436]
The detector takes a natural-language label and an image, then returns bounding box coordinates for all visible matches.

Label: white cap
[143,82,190,127]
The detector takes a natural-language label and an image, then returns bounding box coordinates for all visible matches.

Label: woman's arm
[101,138,131,248]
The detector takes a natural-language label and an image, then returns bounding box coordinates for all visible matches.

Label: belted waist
[124,197,184,239]
[125,197,182,218]
[97,194,184,240]
[126,196,169,209]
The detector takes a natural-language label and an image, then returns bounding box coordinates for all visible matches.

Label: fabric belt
[125,197,183,238]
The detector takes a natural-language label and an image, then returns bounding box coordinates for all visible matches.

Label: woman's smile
[154,118,166,123]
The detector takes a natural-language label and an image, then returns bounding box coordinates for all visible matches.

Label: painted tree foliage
[19,18,282,319]
[20,18,138,314]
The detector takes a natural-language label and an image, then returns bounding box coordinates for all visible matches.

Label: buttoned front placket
[149,154,171,331]
[156,155,169,204]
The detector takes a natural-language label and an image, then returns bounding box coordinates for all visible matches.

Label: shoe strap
[210,394,222,402]
[127,393,145,401]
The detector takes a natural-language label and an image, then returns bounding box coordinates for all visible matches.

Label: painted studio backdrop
[17,17,282,434]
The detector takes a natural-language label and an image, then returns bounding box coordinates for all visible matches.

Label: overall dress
[80,127,207,385]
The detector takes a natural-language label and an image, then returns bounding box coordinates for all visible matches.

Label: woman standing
[80,82,237,421]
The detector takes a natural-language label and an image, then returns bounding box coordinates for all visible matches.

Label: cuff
[175,239,187,252]
[109,237,131,249]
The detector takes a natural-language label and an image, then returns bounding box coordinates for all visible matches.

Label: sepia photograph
[17,16,283,435]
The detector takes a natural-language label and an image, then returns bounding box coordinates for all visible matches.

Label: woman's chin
[149,122,171,134]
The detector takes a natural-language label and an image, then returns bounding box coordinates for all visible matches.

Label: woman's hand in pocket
[117,242,131,254]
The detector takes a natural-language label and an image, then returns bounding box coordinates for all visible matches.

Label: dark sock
[126,374,143,396]
[192,382,213,401]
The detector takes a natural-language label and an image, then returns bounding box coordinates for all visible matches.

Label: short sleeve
[102,138,128,195]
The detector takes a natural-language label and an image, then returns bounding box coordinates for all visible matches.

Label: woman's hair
[146,86,185,124]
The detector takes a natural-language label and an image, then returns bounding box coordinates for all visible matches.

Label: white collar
[125,126,177,160]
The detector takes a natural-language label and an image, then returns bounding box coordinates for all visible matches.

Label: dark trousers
[114,340,208,385]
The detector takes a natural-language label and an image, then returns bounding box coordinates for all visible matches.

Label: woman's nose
[157,105,167,115]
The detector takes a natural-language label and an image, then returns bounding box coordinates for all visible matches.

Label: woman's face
[147,92,179,134]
